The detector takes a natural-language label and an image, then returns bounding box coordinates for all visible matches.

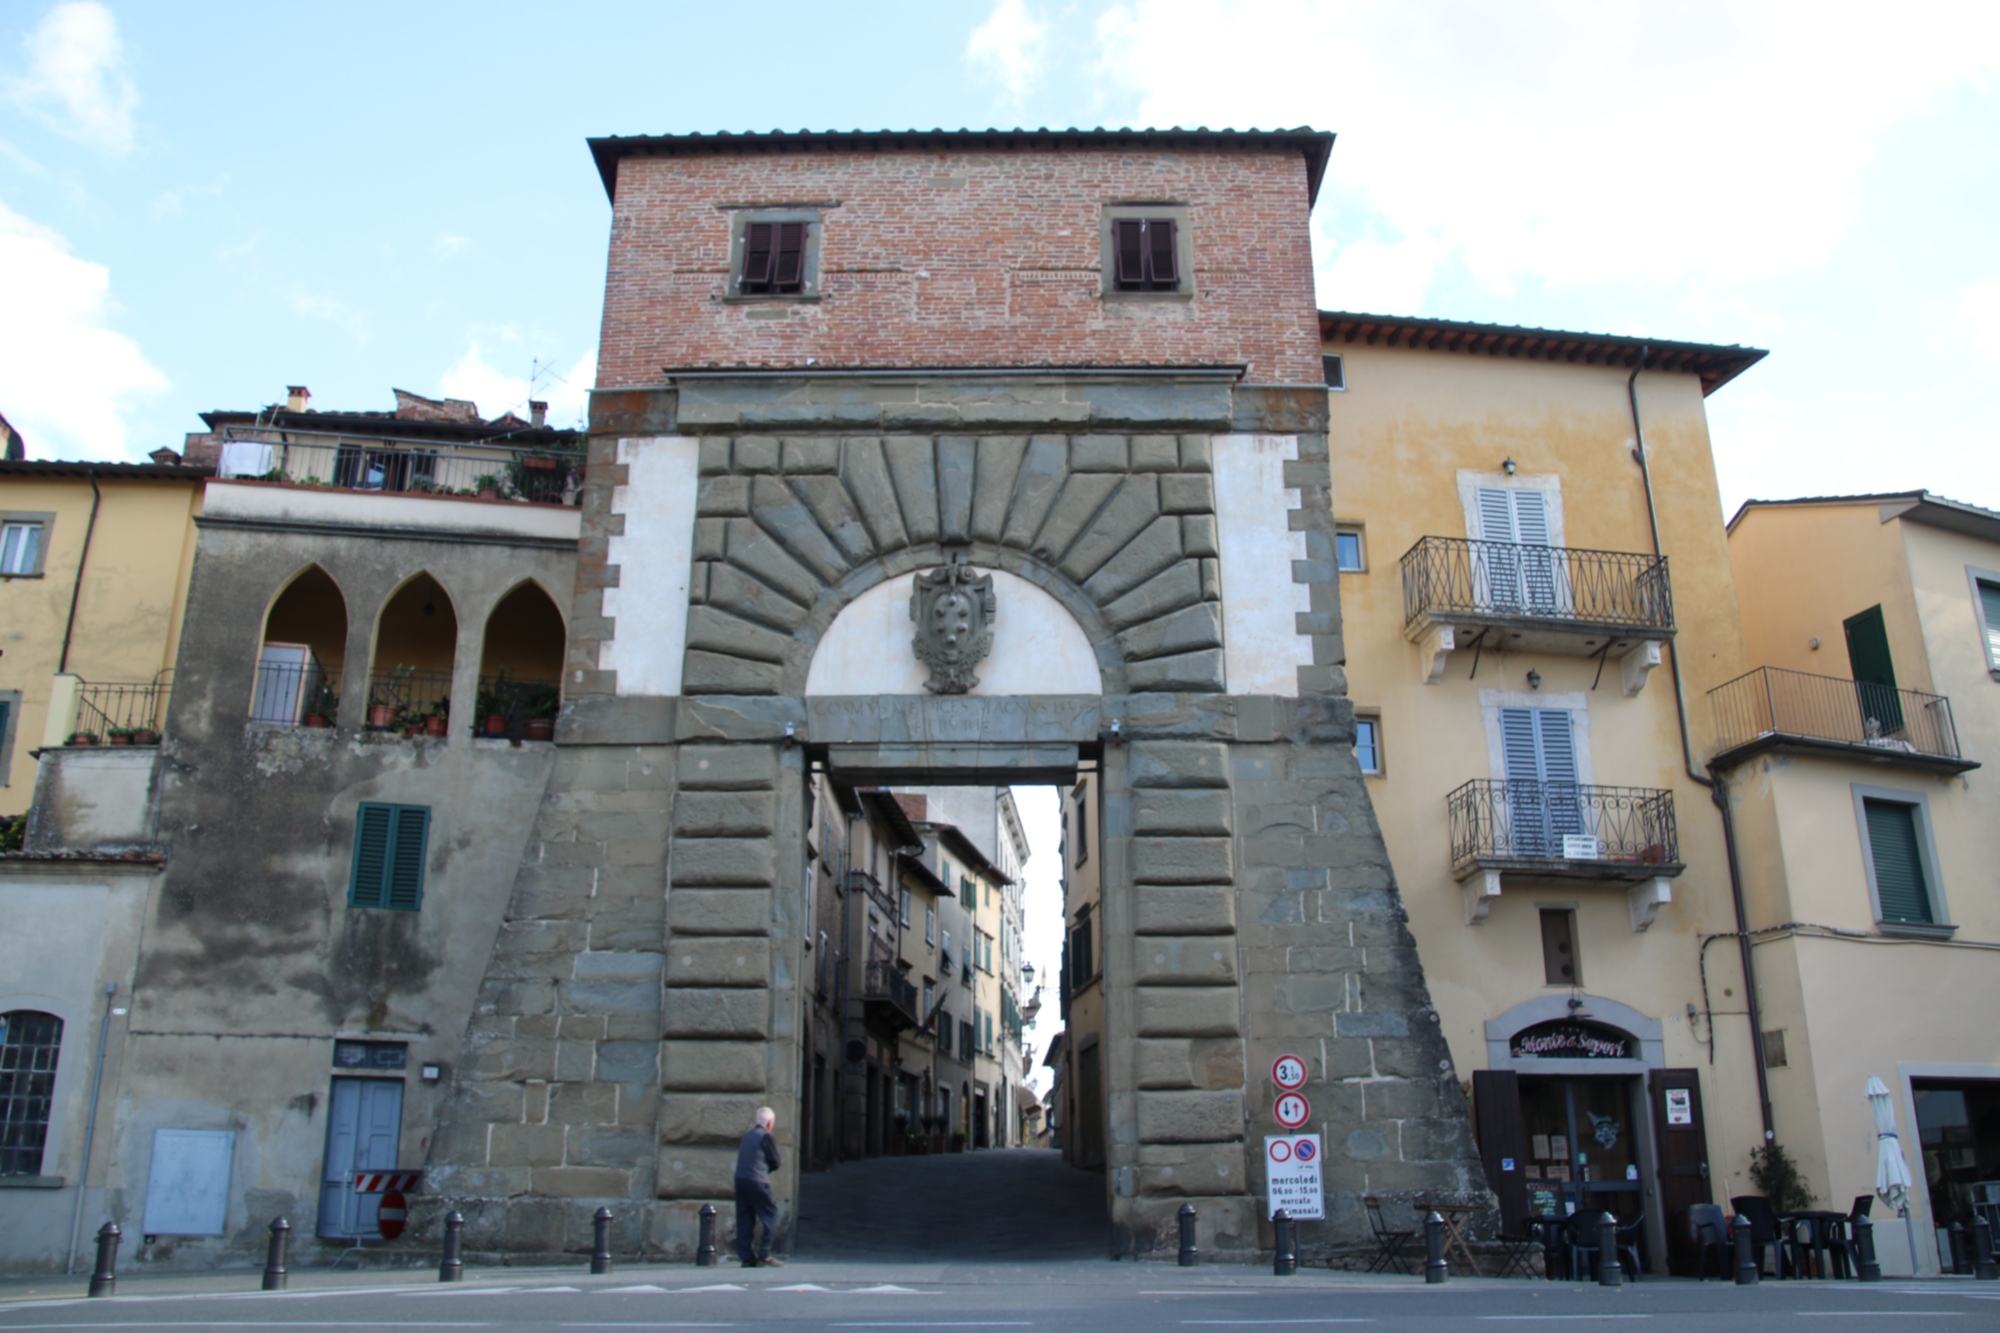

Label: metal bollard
[1950,1222,1971,1276]
[1733,1214,1758,1285]
[87,1222,119,1298]
[1272,1209,1297,1276]
[1855,1214,1881,1282]
[439,1210,464,1282]
[696,1203,717,1267]
[1178,1203,1198,1267]
[1597,1212,1624,1287]
[1424,1211,1448,1284]
[1975,1215,1998,1281]
[591,1206,614,1276]
[262,1216,290,1291]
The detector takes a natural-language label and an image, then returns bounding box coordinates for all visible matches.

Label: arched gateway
[427,128,1487,1262]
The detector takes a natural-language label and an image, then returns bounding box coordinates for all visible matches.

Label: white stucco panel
[1213,433,1312,696]
[805,570,1101,696]
[599,436,699,697]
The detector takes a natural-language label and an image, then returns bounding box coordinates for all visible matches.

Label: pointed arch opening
[367,573,459,734]
[474,581,565,739]
[253,565,347,725]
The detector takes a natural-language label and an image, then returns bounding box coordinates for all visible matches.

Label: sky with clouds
[3,2,1996,1078]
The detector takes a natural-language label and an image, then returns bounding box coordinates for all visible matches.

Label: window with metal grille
[1861,797,1934,925]
[738,220,807,295]
[1112,218,1179,291]
[348,802,429,910]
[0,1010,62,1177]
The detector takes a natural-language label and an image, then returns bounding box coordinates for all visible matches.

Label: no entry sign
[1274,1091,1311,1129]
[1265,1134,1325,1220]
[1271,1054,1308,1090]
[376,1189,408,1240]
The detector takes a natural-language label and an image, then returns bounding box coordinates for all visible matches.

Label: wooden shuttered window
[1863,798,1933,924]
[349,802,430,911]
[1112,218,1180,291]
[739,221,806,295]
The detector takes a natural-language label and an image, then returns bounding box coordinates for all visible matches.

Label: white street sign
[1265,1134,1324,1220]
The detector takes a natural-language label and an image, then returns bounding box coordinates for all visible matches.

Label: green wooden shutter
[1864,799,1932,923]
[349,804,394,907]
[387,806,429,910]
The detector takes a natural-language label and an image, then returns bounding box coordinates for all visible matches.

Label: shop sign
[1509,1019,1634,1060]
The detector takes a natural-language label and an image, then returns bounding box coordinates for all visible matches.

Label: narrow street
[794,1147,1108,1260]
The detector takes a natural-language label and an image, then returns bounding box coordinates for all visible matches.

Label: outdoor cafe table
[1417,1199,1482,1276]
[1782,1210,1854,1279]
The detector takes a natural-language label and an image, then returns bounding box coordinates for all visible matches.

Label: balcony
[862,959,920,1032]
[1708,666,1977,775]
[1447,778,1683,931]
[215,435,584,506]
[1400,536,1674,689]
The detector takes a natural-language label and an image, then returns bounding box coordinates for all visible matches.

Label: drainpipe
[1627,351,1775,1141]
[58,469,103,673]
[64,981,117,1274]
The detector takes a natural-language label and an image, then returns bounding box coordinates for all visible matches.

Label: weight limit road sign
[1274,1091,1311,1128]
[1272,1054,1308,1090]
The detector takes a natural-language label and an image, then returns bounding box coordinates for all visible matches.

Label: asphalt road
[795,1149,1108,1260]
[1,1266,1994,1332]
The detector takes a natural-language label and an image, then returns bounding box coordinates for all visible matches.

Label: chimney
[286,385,310,412]
[149,447,183,465]
[529,400,548,428]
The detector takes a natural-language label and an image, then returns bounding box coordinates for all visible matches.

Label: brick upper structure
[590,129,1332,386]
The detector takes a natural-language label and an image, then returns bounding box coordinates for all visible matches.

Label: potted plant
[523,682,559,742]
[476,672,508,735]
[304,681,338,729]
[67,731,99,746]
[424,697,450,737]
[369,665,413,730]
[472,472,504,500]
[107,726,135,747]
[130,726,161,745]
[950,1131,968,1154]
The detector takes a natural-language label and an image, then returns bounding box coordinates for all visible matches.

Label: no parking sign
[1265,1134,1324,1220]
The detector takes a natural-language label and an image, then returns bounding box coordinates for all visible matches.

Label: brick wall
[597,147,1324,385]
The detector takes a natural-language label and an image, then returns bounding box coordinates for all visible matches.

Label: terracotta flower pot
[425,716,448,737]
[109,733,132,747]
[525,719,555,742]
[304,714,330,729]
[131,729,160,745]
[367,703,396,730]
[68,733,97,746]
[484,715,507,736]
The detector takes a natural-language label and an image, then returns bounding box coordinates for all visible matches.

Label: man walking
[733,1106,783,1268]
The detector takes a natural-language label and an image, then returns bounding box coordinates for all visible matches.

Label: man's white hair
[756,1106,775,1128]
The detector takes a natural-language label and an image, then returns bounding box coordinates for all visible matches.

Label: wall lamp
[1526,669,1542,690]
[1502,457,1517,476]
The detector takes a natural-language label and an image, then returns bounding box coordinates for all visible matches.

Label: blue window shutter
[1864,800,1932,923]
[387,806,429,911]
[350,804,393,907]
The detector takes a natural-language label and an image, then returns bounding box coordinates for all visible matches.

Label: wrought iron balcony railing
[1447,779,1681,878]
[1708,666,1973,771]
[1401,536,1675,634]
[72,674,173,743]
[862,960,920,1030]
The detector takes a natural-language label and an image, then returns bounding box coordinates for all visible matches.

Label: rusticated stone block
[1126,649,1226,693]
[1131,836,1233,885]
[1133,935,1239,986]
[1134,886,1237,935]
[1135,985,1241,1037]
[1071,434,1128,471]
[1133,789,1233,836]
[658,1093,767,1146]
[666,889,771,936]
[1160,473,1214,513]
[1130,434,1179,472]
[665,937,771,987]
[686,605,791,664]
[677,744,777,791]
[656,1145,739,1198]
[670,837,777,887]
[1137,1088,1245,1144]
[1100,560,1201,633]
[1129,741,1230,788]
[1135,1037,1246,1090]
[1118,603,1223,662]
[681,650,782,695]
[662,1040,766,1091]
[532,1166,632,1198]
[663,988,770,1039]
[488,1123,567,1168]
[734,436,780,473]
[1138,1141,1249,1196]
[781,436,839,473]
[673,790,776,837]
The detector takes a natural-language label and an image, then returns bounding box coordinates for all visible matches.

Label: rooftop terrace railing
[72,674,172,743]
[1401,536,1674,634]
[216,435,583,506]
[1708,665,1965,765]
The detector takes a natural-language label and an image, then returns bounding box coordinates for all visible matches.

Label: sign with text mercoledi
[1265,1135,1324,1220]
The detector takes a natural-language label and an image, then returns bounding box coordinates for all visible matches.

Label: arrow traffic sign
[1274,1092,1311,1128]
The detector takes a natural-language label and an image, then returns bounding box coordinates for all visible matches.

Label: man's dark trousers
[735,1177,779,1264]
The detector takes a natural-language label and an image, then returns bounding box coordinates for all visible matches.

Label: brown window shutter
[1114,219,1145,287]
[1147,219,1177,286]
[741,221,774,290]
[772,221,806,288]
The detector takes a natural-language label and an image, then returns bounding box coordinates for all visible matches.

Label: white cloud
[0,201,167,460]
[433,231,472,258]
[1093,1,2000,310]
[1962,279,2000,365]
[439,341,594,428]
[967,0,1051,101]
[6,2,138,154]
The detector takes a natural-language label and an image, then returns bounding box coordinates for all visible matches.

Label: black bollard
[696,1203,717,1267]
[1975,1215,1998,1281]
[1178,1203,1198,1267]
[262,1216,290,1291]
[439,1210,464,1283]
[1597,1212,1624,1287]
[591,1206,614,1276]
[1424,1211,1448,1284]
[88,1223,120,1298]
[1273,1209,1297,1276]
[1950,1222,1971,1276]
[1855,1214,1881,1282]
[1733,1213,1759,1285]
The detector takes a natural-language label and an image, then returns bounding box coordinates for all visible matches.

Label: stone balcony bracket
[1418,623,1456,686]
[1461,868,1674,931]
[1620,640,1665,697]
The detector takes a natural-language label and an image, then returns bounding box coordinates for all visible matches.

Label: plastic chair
[1363,1196,1416,1275]
[1688,1203,1730,1279]
[1563,1212,1601,1281]
[1616,1213,1647,1279]
[1730,1195,1786,1277]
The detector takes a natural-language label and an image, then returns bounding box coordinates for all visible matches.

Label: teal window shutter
[1864,799,1932,924]
[349,802,429,911]
[349,804,394,907]
[387,806,429,910]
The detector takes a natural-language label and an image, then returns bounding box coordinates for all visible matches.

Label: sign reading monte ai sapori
[1265,1134,1325,1220]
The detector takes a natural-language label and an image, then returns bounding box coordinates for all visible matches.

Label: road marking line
[829,1324,1034,1329]
[1796,1314,1965,1318]
[679,1284,747,1292]
[1182,1320,1375,1325]
[1478,1318,1651,1322]
[0,1324,493,1329]
[594,1285,671,1293]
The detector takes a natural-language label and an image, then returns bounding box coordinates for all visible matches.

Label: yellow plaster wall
[1902,521,2000,773]
[0,475,202,813]
[1326,343,1767,1203]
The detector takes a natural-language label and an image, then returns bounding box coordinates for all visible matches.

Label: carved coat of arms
[910,559,995,695]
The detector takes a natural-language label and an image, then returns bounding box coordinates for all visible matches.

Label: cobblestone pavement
[793,1146,1109,1260]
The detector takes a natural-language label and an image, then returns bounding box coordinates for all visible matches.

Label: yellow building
[1720,491,1999,1275]
[0,457,207,818]
[1323,312,1767,1274]
[1056,774,1107,1170]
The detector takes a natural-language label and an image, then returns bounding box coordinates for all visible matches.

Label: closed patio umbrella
[1866,1076,1918,1273]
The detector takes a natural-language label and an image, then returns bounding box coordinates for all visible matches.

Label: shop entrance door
[1519,1077,1645,1239]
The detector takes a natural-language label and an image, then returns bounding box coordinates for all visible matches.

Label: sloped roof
[1728,490,2000,542]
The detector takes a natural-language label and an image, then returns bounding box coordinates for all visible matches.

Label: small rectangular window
[1862,797,1934,925]
[1073,779,1090,865]
[926,905,936,945]
[739,220,806,295]
[899,887,911,927]
[0,690,18,788]
[1322,354,1346,390]
[1112,218,1180,291]
[1975,577,2000,674]
[0,522,43,576]
[1335,528,1365,572]
[961,874,975,910]
[1071,914,1094,983]
[1354,716,1382,776]
[1539,908,1580,985]
[349,802,430,910]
